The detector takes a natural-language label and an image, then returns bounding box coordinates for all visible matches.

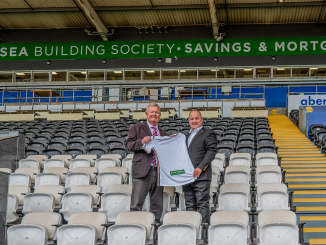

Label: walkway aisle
[269,115,326,245]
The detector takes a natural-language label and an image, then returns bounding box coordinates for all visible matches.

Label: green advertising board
[1,37,326,61]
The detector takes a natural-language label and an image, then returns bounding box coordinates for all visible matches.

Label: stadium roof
[0,0,325,39]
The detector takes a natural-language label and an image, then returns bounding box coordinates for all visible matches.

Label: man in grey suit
[183,109,217,223]
[125,103,167,222]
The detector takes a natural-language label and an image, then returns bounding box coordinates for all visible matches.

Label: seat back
[257,184,289,212]
[51,155,72,166]
[72,185,101,205]
[65,172,91,193]
[115,212,155,240]
[35,173,61,187]
[60,193,93,221]
[219,184,250,211]
[27,155,48,169]
[95,158,118,172]
[22,193,55,214]
[256,166,282,185]
[9,173,31,186]
[69,212,108,240]
[225,166,250,184]
[44,159,66,168]
[35,185,65,206]
[256,153,278,166]
[229,153,251,167]
[69,159,91,171]
[18,159,40,169]
[209,211,249,245]
[97,172,124,192]
[258,211,298,245]
[7,194,19,223]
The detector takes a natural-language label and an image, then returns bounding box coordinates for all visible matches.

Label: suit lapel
[188,127,205,149]
[142,121,152,136]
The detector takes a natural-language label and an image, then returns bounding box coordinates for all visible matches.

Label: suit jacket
[125,121,167,179]
[186,127,217,181]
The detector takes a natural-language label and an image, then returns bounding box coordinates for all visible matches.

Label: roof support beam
[1,1,326,13]
[74,0,109,41]
[208,0,219,39]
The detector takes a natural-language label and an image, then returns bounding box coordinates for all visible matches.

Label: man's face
[189,111,203,130]
[145,106,161,126]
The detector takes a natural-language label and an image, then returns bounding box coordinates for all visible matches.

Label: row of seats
[7,210,307,245]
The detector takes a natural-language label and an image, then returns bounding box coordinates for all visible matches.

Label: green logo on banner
[170,169,185,176]
[2,37,326,61]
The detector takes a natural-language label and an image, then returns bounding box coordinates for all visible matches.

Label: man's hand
[141,136,151,145]
[193,167,202,178]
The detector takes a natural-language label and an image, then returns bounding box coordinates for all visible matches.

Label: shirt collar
[147,121,158,130]
[189,126,203,134]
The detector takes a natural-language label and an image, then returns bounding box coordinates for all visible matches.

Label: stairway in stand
[269,115,326,245]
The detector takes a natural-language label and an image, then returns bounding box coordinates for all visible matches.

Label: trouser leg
[149,170,164,223]
[182,182,197,211]
[193,180,211,224]
[130,173,151,211]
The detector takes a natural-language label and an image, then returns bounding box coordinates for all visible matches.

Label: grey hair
[189,109,202,118]
[146,103,161,112]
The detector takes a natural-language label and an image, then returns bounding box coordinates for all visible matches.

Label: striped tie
[152,126,158,166]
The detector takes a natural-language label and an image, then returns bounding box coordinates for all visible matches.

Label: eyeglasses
[148,111,160,115]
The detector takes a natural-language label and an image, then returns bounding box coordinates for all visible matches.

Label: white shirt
[187,126,203,147]
[142,133,196,186]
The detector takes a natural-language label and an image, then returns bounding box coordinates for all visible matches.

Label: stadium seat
[43,148,65,158]
[65,146,87,158]
[214,183,251,212]
[76,154,97,166]
[256,136,274,145]
[65,172,91,193]
[158,211,203,245]
[34,185,65,206]
[229,153,252,167]
[87,146,109,158]
[51,154,72,167]
[238,136,255,145]
[22,193,55,214]
[95,158,118,172]
[73,167,97,183]
[7,212,62,245]
[44,159,65,168]
[69,159,91,171]
[236,144,255,158]
[208,211,250,245]
[97,167,128,192]
[255,211,304,245]
[56,212,107,245]
[99,184,132,222]
[101,154,122,165]
[59,192,93,221]
[255,165,282,186]
[18,159,40,169]
[7,194,19,223]
[211,153,226,171]
[43,167,68,184]
[219,137,237,147]
[35,173,61,187]
[309,124,325,138]
[257,143,277,154]
[107,212,154,245]
[9,185,30,206]
[15,167,39,184]
[109,145,128,159]
[254,183,295,213]
[256,153,279,167]
[72,185,101,206]
[26,155,48,169]
[216,144,234,163]
[224,166,251,185]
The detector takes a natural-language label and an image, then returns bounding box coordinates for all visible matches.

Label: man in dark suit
[183,109,217,223]
[125,103,167,222]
